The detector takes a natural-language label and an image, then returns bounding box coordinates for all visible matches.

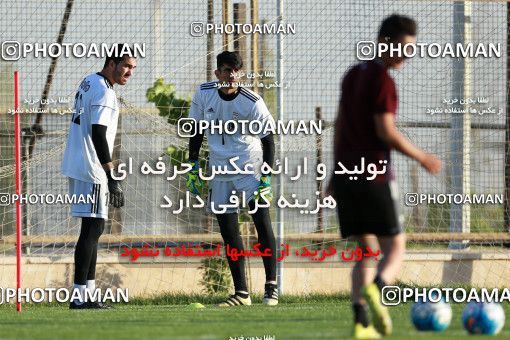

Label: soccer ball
[462,302,505,335]
[411,298,452,331]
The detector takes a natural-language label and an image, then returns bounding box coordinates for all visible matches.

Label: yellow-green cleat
[361,283,392,336]
[353,323,381,339]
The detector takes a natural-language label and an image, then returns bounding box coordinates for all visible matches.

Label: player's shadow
[95,265,124,290]
[441,255,475,285]
[49,263,123,290]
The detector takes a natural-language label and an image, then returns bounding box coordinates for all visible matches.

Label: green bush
[146,78,191,125]
[198,257,231,295]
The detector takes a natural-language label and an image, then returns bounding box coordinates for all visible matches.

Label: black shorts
[333,176,403,238]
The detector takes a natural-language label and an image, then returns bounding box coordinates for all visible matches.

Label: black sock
[87,242,98,280]
[74,217,105,285]
[353,303,369,327]
[248,201,276,282]
[374,274,387,291]
[216,213,248,293]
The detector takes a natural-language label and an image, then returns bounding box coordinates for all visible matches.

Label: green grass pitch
[0,296,508,339]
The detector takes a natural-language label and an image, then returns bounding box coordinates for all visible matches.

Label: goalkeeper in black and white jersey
[61,45,136,309]
[187,51,278,307]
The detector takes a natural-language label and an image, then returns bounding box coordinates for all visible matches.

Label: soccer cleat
[353,323,381,339]
[69,301,112,309]
[362,283,392,336]
[218,294,252,307]
[85,301,112,309]
[69,301,88,310]
[263,283,278,306]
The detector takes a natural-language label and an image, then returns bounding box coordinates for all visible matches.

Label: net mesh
[0,0,508,296]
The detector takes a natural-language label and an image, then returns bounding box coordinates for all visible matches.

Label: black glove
[106,170,124,208]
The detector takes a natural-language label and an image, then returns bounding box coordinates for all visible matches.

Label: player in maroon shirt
[330,14,441,338]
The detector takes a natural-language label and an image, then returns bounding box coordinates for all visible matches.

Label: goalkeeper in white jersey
[61,44,136,309]
[187,51,278,306]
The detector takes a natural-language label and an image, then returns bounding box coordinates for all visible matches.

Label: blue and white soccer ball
[411,298,452,331]
[462,302,505,335]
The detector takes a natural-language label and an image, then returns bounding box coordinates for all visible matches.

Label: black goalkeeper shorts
[333,176,403,238]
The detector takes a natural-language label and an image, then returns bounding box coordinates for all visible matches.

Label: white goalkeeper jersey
[188,81,275,181]
[61,73,119,184]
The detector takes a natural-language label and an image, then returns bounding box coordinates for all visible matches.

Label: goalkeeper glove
[186,160,203,195]
[254,175,273,203]
[106,170,124,208]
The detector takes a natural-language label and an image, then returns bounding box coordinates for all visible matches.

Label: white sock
[72,284,86,305]
[86,280,96,302]
[266,280,277,285]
